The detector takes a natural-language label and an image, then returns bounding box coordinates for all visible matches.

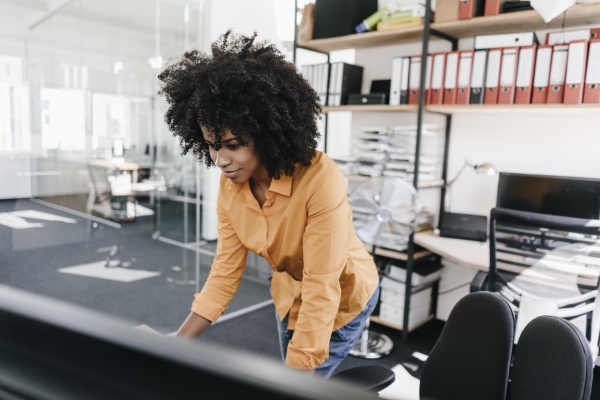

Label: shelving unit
[324,104,600,115]
[294,0,600,341]
[298,3,600,54]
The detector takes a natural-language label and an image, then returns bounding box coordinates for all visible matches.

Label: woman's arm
[175,312,212,339]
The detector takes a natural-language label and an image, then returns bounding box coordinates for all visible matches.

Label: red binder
[547,44,569,104]
[425,55,433,105]
[484,49,502,104]
[515,45,537,104]
[455,51,474,105]
[564,40,588,104]
[584,39,600,104]
[409,55,423,105]
[531,45,553,104]
[430,53,447,105]
[459,0,483,19]
[484,0,502,16]
[498,47,519,104]
[443,51,461,105]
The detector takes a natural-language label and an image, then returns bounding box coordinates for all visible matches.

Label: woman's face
[202,126,262,185]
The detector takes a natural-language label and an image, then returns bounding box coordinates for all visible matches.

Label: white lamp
[444,158,496,212]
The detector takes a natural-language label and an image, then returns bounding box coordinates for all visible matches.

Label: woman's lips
[223,169,240,179]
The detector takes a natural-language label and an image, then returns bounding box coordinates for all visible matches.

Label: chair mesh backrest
[509,316,593,400]
[420,292,514,400]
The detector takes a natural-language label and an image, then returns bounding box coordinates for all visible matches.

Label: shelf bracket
[431,29,458,50]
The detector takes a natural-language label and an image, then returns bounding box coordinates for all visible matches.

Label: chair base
[350,331,393,359]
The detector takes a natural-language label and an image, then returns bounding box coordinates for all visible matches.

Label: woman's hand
[175,312,212,339]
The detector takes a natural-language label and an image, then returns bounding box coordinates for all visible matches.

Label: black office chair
[509,315,594,400]
[420,291,515,400]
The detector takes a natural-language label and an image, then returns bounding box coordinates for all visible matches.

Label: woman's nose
[215,150,231,168]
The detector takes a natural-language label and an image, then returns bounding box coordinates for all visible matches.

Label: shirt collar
[227,173,293,197]
[268,173,293,196]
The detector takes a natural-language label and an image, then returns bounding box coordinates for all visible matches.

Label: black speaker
[313,0,379,39]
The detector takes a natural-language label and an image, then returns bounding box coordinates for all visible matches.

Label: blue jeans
[275,286,380,379]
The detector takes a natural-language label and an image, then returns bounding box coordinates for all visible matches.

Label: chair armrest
[470,271,488,293]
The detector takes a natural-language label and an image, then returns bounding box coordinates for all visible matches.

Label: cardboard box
[435,0,460,22]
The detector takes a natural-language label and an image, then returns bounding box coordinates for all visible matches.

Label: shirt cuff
[285,341,329,371]
[191,292,227,323]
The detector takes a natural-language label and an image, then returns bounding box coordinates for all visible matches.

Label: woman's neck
[250,165,272,194]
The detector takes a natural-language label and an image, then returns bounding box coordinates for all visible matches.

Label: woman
[159,31,379,378]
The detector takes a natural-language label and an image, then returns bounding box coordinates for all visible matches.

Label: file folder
[498,47,519,104]
[484,0,506,16]
[431,53,447,104]
[475,32,537,50]
[400,57,410,104]
[484,49,502,104]
[425,55,433,105]
[546,28,600,46]
[409,56,422,105]
[584,39,600,104]
[515,45,537,104]
[409,55,432,105]
[459,0,484,19]
[443,51,460,105]
[327,62,338,106]
[564,40,588,104]
[531,45,553,104]
[547,45,569,104]
[470,49,488,104]
[456,51,474,105]
[390,57,403,106]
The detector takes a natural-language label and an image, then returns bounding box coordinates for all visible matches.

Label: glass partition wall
[0,0,296,336]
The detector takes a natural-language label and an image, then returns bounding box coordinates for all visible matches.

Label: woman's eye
[227,144,239,150]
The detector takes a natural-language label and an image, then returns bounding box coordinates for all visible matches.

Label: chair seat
[332,365,395,392]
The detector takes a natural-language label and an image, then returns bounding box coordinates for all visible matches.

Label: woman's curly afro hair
[158,30,322,179]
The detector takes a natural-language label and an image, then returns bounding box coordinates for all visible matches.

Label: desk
[414,230,489,272]
[414,230,598,291]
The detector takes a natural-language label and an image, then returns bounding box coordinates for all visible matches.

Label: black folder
[313,0,378,39]
[470,49,488,104]
[330,63,364,106]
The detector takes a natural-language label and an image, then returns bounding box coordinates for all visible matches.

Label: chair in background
[87,161,132,222]
[509,315,594,400]
[472,207,600,360]
[419,292,515,400]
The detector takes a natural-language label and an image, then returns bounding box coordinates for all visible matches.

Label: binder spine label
[566,42,586,85]
[516,48,535,88]
[534,48,552,88]
[586,42,600,84]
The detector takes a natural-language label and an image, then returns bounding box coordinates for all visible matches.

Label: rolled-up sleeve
[285,166,349,370]
[191,187,248,322]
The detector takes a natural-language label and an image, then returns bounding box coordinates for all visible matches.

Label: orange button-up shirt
[191,151,379,371]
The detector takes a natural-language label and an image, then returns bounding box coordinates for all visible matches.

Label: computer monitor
[0,285,373,400]
[497,173,600,220]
